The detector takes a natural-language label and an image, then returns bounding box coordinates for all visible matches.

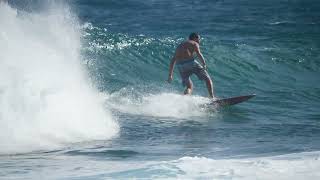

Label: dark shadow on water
[65,149,140,159]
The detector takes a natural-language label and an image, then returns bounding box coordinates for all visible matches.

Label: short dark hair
[189,32,199,40]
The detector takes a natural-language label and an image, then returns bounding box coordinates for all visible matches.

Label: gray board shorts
[176,59,210,87]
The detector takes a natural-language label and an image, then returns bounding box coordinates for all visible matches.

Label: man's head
[189,32,200,43]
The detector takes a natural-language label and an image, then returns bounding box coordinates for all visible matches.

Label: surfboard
[210,94,256,107]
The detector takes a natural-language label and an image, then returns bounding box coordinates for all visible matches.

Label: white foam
[0,3,118,154]
[106,89,213,118]
[97,151,320,179]
[163,152,320,179]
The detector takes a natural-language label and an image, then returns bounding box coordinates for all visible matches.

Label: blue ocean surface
[1,0,320,179]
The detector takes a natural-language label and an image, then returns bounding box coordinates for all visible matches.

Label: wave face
[81,17,320,121]
[77,0,320,157]
[0,2,118,154]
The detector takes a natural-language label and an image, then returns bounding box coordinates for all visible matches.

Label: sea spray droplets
[0,3,118,154]
[106,91,213,118]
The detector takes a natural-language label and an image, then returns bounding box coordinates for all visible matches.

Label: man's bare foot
[184,88,192,95]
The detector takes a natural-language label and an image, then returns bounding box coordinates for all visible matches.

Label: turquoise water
[1,0,320,179]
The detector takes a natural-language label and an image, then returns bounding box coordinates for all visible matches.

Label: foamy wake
[105,88,214,118]
[0,2,118,154]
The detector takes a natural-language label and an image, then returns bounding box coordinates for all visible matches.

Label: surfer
[167,32,214,98]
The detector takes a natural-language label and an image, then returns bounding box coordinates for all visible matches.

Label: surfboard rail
[210,94,256,107]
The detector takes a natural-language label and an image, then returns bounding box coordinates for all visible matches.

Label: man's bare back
[173,40,198,62]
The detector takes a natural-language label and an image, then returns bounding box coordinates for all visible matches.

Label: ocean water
[0,0,320,179]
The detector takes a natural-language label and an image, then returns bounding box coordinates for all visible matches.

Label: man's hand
[167,75,173,83]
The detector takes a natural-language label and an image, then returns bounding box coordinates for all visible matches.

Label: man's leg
[204,77,214,98]
[184,79,193,95]
[195,66,214,98]
[192,62,215,98]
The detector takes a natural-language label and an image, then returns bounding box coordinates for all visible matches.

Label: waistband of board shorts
[176,59,195,65]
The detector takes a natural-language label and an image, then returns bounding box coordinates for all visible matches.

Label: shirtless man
[167,33,214,98]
